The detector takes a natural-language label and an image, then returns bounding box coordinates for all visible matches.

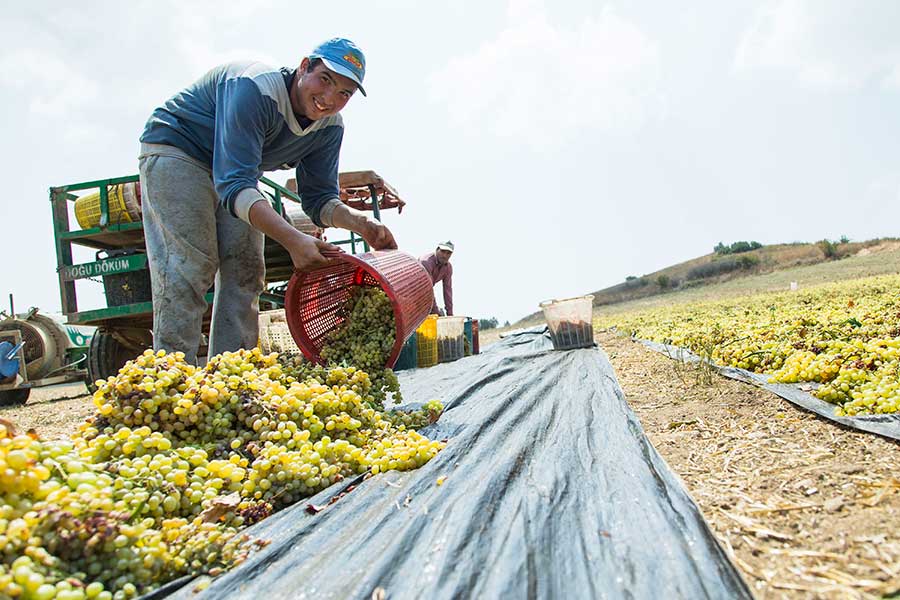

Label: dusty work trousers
[139,145,265,363]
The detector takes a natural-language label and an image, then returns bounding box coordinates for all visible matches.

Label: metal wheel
[0,387,30,406]
[86,328,151,391]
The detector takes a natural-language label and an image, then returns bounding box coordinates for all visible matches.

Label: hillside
[590,238,890,307]
[600,238,900,316]
[512,238,900,327]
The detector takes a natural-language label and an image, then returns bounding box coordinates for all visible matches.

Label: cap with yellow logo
[309,38,367,96]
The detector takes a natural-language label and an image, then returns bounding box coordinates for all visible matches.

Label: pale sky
[1,0,899,324]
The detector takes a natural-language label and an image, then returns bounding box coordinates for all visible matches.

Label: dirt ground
[599,330,900,599]
[1,382,93,439]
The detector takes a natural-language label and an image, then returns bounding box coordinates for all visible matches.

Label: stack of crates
[416,315,438,368]
[258,309,301,355]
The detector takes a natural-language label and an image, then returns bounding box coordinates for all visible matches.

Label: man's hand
[286,234,341,272]
[246,200,341,272]
[360,218,398,250]
[329,203,398,250]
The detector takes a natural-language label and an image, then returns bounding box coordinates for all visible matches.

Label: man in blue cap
[139,38,395,363]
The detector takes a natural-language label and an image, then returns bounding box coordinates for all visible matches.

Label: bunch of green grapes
[1,346,445,599]
[320,286,401,407]
[385,400,445,430]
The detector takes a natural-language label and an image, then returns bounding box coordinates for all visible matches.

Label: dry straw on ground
[600,330,900,599]
[1,382,93,439]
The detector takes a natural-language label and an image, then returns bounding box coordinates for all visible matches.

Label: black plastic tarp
[641,339,900,442]
[163,329,751,600]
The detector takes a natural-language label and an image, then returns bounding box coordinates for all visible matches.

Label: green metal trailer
[50,171,404,387]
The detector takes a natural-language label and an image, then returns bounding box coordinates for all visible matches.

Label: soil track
[1,382,92,439]
[601,331,900,599]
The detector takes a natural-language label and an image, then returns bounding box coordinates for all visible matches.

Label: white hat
[437,241,455,252]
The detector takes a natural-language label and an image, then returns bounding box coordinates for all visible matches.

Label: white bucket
[539,295,595,350]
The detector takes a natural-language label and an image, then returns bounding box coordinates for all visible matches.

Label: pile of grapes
[319,286,401,407]
[599,274,900,416]
[0,345,444,599]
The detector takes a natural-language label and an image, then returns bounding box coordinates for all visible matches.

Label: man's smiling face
[292,57,357,120]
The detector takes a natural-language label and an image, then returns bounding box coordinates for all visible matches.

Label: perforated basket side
[73,184,139,229]
[285,260,366,364]
[360,252,434,366]
[285,251,433,368]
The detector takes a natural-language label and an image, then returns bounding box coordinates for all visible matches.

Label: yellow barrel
[415,314,439,368]
[74,183,142,229]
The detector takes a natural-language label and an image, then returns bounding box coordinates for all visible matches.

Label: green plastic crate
[394,334,418,371]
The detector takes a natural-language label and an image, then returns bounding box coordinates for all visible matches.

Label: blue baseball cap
[309,38,367,97]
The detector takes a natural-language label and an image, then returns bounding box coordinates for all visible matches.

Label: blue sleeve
[212,77,272,217]
[295,125,343,227]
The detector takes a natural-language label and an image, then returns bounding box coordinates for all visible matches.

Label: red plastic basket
[284,250,434,368]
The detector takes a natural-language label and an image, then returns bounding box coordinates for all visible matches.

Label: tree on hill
[817,239,838,258]
[714,240,762,255]
[478,317,500,330]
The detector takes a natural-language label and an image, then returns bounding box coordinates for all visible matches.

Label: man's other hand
[361,218,398,250]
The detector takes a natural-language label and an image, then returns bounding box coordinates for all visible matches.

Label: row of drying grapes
[597,274,900,416]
